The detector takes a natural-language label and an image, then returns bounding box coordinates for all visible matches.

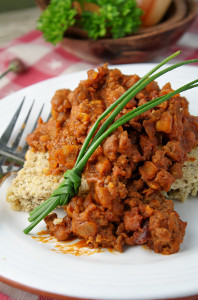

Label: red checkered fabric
[0,30,93,99]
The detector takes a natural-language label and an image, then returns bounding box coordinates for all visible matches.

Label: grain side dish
[7,64,198,254]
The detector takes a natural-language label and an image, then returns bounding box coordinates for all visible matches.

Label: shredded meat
[27,64,198,254]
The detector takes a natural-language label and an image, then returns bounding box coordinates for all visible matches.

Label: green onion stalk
[24,51,198,234]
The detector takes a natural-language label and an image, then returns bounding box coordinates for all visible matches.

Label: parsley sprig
[80,0,142,40]
[24,51,198,234]
[37,0,77,45]
[37,0,142,44]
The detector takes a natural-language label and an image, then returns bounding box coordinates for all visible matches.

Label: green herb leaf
[81,0,142,40]
[37,0,77,45]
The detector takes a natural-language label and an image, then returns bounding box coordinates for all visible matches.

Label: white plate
[0,64,198,300]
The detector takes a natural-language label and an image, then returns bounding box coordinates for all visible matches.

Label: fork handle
[0,149,25,164]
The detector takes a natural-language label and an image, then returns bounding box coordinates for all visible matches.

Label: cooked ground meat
[27,64,198,254]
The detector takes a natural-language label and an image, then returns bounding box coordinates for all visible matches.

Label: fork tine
[21,143,29,157]
[0,156,6,177]
[7,161,15,173]
[0,156,6,168]
[20,103,45,156]
[0,99,47,163]
[0,97,25,144]
[31,103,44,132]
[46,111,52,122]
[0,156,6,165]
[12,100,35,150]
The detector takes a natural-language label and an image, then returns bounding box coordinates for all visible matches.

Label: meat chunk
[148,210,187,254]
[103,133,119,161]
[139,161,158,181]
[156,111,173,133]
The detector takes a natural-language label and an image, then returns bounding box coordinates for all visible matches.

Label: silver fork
[0,97,49,179]
[0,155,23,181]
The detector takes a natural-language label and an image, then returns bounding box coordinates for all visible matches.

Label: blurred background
[0,0,35,11]
[0,0,39,46]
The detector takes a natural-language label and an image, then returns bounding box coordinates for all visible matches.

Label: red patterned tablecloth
[0,30,94,100]
[0,10,198,300]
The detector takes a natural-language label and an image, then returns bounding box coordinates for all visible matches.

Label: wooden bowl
[37,0,197,64]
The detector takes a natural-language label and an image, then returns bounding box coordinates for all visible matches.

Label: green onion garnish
[24,51,198,234]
